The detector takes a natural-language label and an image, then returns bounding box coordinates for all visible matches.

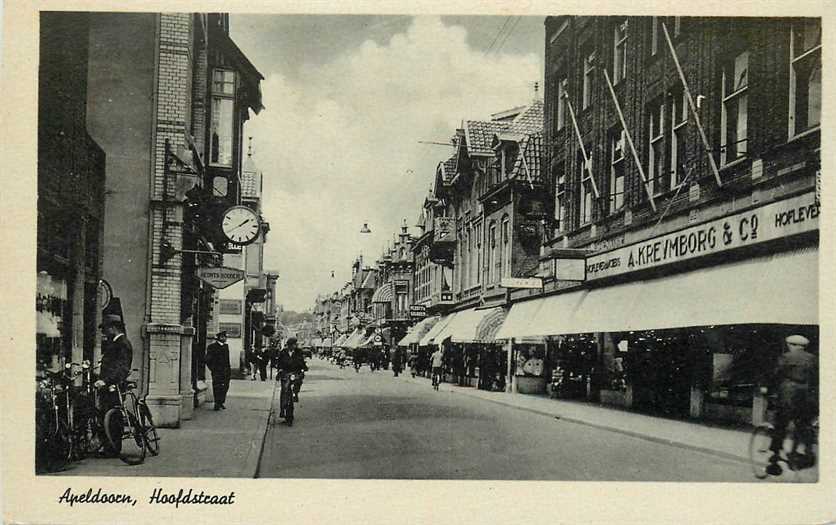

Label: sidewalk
[52,379,276,478]
[404,374,753,463]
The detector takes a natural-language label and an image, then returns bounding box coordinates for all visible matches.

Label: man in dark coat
[205,331,231,411]
[95,314,133,408]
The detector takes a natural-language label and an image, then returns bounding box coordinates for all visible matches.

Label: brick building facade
[494,16,820,423]
[85,12,263,426]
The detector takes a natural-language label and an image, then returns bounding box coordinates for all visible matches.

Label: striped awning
[371,282,394,303]
[474,307,508,343]
[398,315,440,346]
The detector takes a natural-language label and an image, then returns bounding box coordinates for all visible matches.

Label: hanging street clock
[221,205,262,245]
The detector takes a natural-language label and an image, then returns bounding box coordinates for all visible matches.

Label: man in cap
[205,331,231,411]
[766,334,818,475]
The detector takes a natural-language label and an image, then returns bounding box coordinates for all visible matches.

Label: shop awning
[398,315,440,346]
[497,247,818,338]
[419,313,455,346]
[371,282,394,303]
[343,329,365,349]
[436,307,504,343]
[320,337,332,347]
[474,307,508,343]
[494,297,546,340]
[333,333,348,346]
[310,337,322,347]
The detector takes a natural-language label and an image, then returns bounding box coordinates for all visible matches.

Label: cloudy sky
[230,15,544,311]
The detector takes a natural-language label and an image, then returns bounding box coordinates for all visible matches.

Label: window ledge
[719,156,749,172]
[788,126,820,144]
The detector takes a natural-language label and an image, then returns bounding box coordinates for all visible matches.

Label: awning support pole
[661,22,723,188]
[506,338,516,393]
[601,67,657,212]
[564,93,601,198]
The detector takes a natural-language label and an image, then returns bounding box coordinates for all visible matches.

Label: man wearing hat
[766,334,818,475]
[205,331,231,411]
[95,314,134,453]
[95,314,133,391]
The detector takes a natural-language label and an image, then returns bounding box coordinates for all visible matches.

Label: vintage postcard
[1,0,834,524]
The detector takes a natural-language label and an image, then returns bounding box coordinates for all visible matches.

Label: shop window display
[549,334,596,399]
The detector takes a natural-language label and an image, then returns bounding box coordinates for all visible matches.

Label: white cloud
[245,16,541,311]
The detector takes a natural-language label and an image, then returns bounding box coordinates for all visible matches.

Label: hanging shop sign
[585,191,820,281]
[500,277,544,289]
[409,305,427,319]
[197,266,245,289]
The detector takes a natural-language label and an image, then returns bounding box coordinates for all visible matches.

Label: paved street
[258,359,754,481]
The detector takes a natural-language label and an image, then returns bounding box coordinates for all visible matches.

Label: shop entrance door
[628,333,692,418]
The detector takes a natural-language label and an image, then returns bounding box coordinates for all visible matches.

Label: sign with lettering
[409,304,427,319]
[500,277,544,289]
[585,192,819,281]
[197,266,245,289]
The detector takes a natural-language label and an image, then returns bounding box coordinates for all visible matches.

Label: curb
[246,379,278,478]
[403,375,750,464]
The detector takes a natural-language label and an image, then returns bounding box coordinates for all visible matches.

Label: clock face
[221,206,261,245]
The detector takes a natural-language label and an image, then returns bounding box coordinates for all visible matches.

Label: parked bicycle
[103,372,159,465]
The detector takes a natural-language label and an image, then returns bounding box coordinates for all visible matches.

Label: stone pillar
[144,323,186,427]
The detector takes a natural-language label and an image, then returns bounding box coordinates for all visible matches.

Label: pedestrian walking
[205,331,231,410]
[253,346,268,381]
[391,346,403,377]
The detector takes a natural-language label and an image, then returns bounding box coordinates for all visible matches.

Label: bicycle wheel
[138,403,160,456]
[749,425,774,479]
[118,412,147,465]
[103,408,124,455]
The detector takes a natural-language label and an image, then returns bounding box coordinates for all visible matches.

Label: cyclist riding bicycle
[430,347,444,387]
[276,338,308,405]
[764,334,818,476]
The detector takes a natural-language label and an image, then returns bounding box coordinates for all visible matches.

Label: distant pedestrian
[430,346,444,387]
[391,346,404,377]
[205,331,231,411]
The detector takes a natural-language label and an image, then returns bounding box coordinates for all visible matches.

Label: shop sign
[440,291,454,302]
[197,266,245,289]
[409,305,427,319]
[553,258,586,281]
[585,192,820,281]
[500,277,543,289]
